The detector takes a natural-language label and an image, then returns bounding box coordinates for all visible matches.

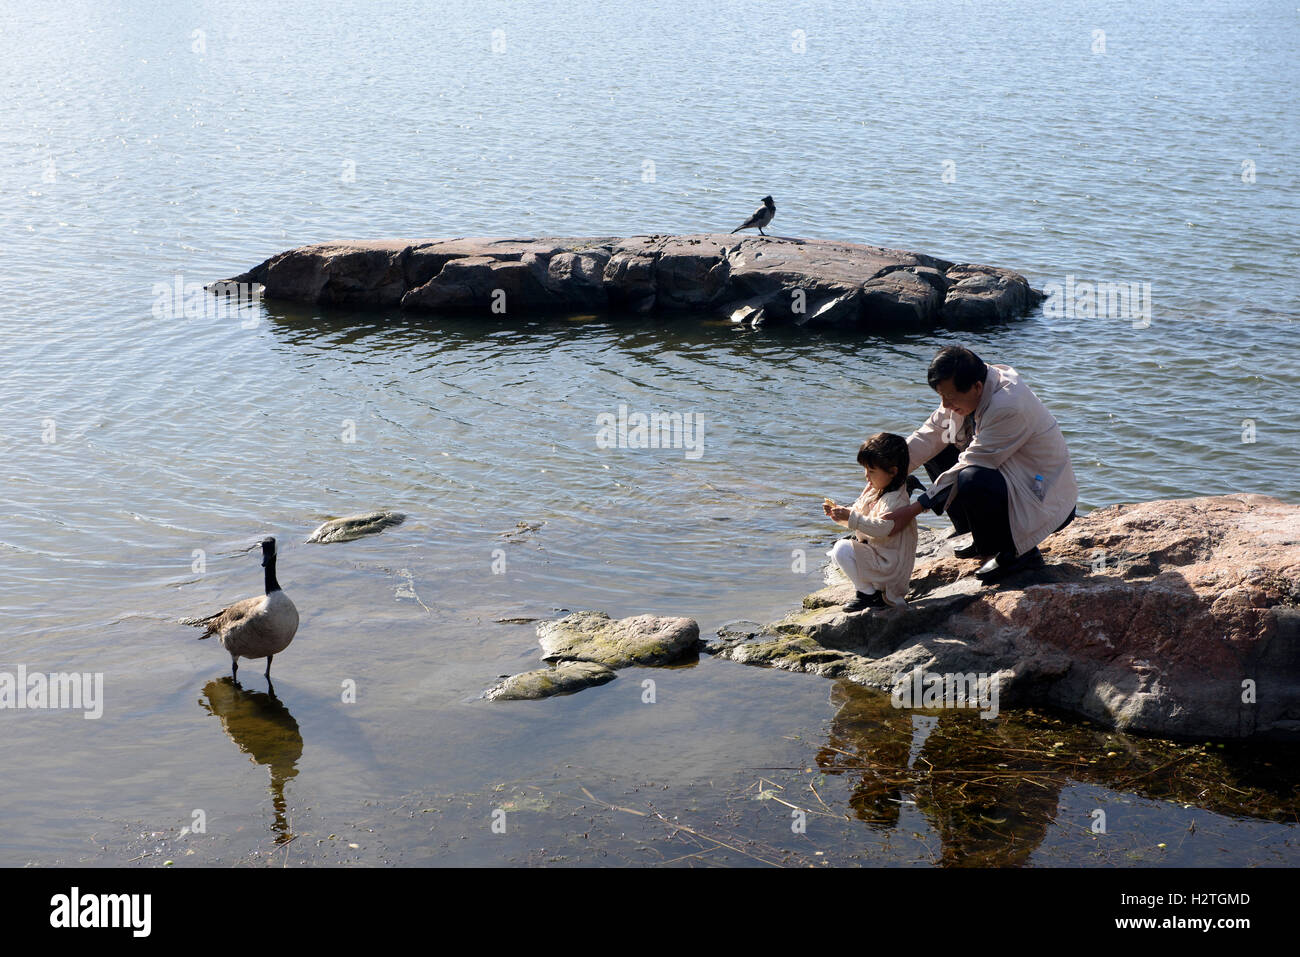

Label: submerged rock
[214,235,1043,329]
[706,495,1300,740]
[481,661,617,701]
[537,610,700,668]
[307,510,406,544]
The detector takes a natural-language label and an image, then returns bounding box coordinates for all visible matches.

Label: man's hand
[882,501,923,536]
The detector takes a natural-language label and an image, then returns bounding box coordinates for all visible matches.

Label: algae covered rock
[307,510,406,544]
[482,660,617,701]
[537,610,700,668]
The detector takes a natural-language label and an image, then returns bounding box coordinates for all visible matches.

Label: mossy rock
[537,610,700,668]
[308,510,406,544]
[482,661,616,701]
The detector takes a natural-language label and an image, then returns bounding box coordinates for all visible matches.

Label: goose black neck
[264,555,281,593]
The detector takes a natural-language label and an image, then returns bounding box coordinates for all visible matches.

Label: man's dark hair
[926,346,988,392]
[856,432,910,493]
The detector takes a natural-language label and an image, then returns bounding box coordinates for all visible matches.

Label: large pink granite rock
[707,494,1300,740]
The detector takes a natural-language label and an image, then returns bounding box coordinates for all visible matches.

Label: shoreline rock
[483,610,700,700]
[706,494,1300,741]
[213,235,1043,328]
[538,610,700,668]
[482,661,617,701]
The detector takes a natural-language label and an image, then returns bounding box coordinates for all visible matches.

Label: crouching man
[883,346,1078,582]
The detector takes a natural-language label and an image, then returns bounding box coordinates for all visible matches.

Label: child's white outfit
[827,484,918,606]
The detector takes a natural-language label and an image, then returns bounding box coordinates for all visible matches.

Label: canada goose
[731,195,775,236]
[184,537,299,681]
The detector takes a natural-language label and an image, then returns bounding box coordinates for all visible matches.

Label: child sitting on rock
[823,432,920,612]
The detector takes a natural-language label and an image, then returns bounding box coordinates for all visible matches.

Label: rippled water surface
[1,0,1297,866]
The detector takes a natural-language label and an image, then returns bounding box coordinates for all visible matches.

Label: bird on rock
[731,195,776,236]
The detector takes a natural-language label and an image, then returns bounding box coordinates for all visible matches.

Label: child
[822,432,919,612]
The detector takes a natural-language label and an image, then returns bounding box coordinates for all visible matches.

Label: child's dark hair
[856,432,911,493]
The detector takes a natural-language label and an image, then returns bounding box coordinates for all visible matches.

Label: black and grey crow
[731,195,775,235]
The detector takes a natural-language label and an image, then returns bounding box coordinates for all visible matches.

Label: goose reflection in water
[199,677,303,844]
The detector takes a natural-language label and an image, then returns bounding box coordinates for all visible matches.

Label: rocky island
[213,235,1044,328]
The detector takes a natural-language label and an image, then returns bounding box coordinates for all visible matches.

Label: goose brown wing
[205,595,262,639]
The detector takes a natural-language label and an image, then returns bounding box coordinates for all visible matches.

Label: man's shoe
[843,590,888,613]
[953,542,987,559]
[974,547,1043,583]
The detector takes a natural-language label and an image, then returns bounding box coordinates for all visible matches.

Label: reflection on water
[198,679,303,844]
[818,683,1300,867]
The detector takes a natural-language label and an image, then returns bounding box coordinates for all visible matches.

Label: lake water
[1,0,1297,866]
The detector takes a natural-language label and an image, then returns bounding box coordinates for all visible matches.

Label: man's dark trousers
[921,445,1016,556]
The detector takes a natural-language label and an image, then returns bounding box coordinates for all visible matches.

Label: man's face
[935,378,983,418]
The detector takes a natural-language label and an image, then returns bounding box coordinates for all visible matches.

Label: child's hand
[828,506,850,523]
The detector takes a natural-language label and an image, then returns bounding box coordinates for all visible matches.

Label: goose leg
[231,657,239,681]
[265,655,274,679]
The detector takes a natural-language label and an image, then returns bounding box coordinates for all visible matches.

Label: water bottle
[1032,474,1045,501]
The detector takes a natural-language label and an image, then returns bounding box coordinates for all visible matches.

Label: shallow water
[1,0,1297,866]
